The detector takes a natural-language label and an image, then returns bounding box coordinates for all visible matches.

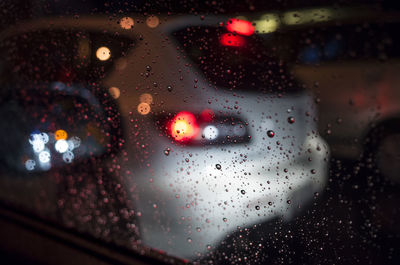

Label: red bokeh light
[226,18,255,36]
[170,111,199,142]
[220,33,246,47]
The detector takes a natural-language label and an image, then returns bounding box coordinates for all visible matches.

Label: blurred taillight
[161,111,250,145]
[170,111,199,142]
[220,33,246,47]
[226,18,255,36]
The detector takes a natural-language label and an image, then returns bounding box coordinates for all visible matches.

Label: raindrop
[164,148,170,156]
[216,164,222,170]
[288,117,295,124]
[241,190,246,195]
[255,205,260,210]
[167,85,173,92]
[267,130,275,138]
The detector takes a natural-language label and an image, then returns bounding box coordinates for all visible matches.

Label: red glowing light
[226,18,255,36]
[220,33,245,47]
[170,111,199,142]
[200,109,215,122]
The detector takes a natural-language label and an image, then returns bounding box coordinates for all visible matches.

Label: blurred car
[250,6,400,183]
[0,14,329,260]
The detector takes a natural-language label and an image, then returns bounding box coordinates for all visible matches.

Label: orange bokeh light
[55,129,68,140]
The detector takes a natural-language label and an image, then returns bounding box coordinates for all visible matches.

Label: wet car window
[0,2,399,265]
[260,22,400,64]
[173,25,303,93]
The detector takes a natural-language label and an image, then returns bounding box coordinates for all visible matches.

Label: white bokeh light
[203,125,219,140]
[55,139,69,153]
[25,159,36,171]
[29,133,47,153]
[32,140,45,153]
[63,151,74,163]
[68,136,81,150]
[40,132,49,144]
[38,150,51,163]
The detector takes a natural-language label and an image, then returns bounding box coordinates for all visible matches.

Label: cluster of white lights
[26,131,81,171]
[29,132,49,153]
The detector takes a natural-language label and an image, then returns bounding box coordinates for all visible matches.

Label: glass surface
[0,1,399,264]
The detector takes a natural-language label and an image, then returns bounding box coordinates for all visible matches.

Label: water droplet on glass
[288,117,295,124]
[267,130,275,138]
[167,85,173,92]
[216,164,221,170]
[164,148,170,156]
[255,205,260,210]
[241,190,246,195]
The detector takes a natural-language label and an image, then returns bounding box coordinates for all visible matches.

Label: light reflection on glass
[55,129,68,140]
[38,150,51,163]
[55,139,69,153]
[137,102,151,115]
[119,17,134,29]
[25,130,81,171]
[203,125,219,140]
[109,86,121,99]
[254,14,280,33]
[62,151,74,163]
[25,159,36,171]
[139,93,153,104]
[146,16,159,28]
[96,46,111,61]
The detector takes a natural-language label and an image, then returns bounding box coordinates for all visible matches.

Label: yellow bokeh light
[137,102,151,115]
[96,46,111,61]
[109,87,120,99]
[55,129,68,140]
[282,8,333,25]
[254,14,280,33]
[139,93,153,104]
[146,16,159,28]
[119,17,134,29]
